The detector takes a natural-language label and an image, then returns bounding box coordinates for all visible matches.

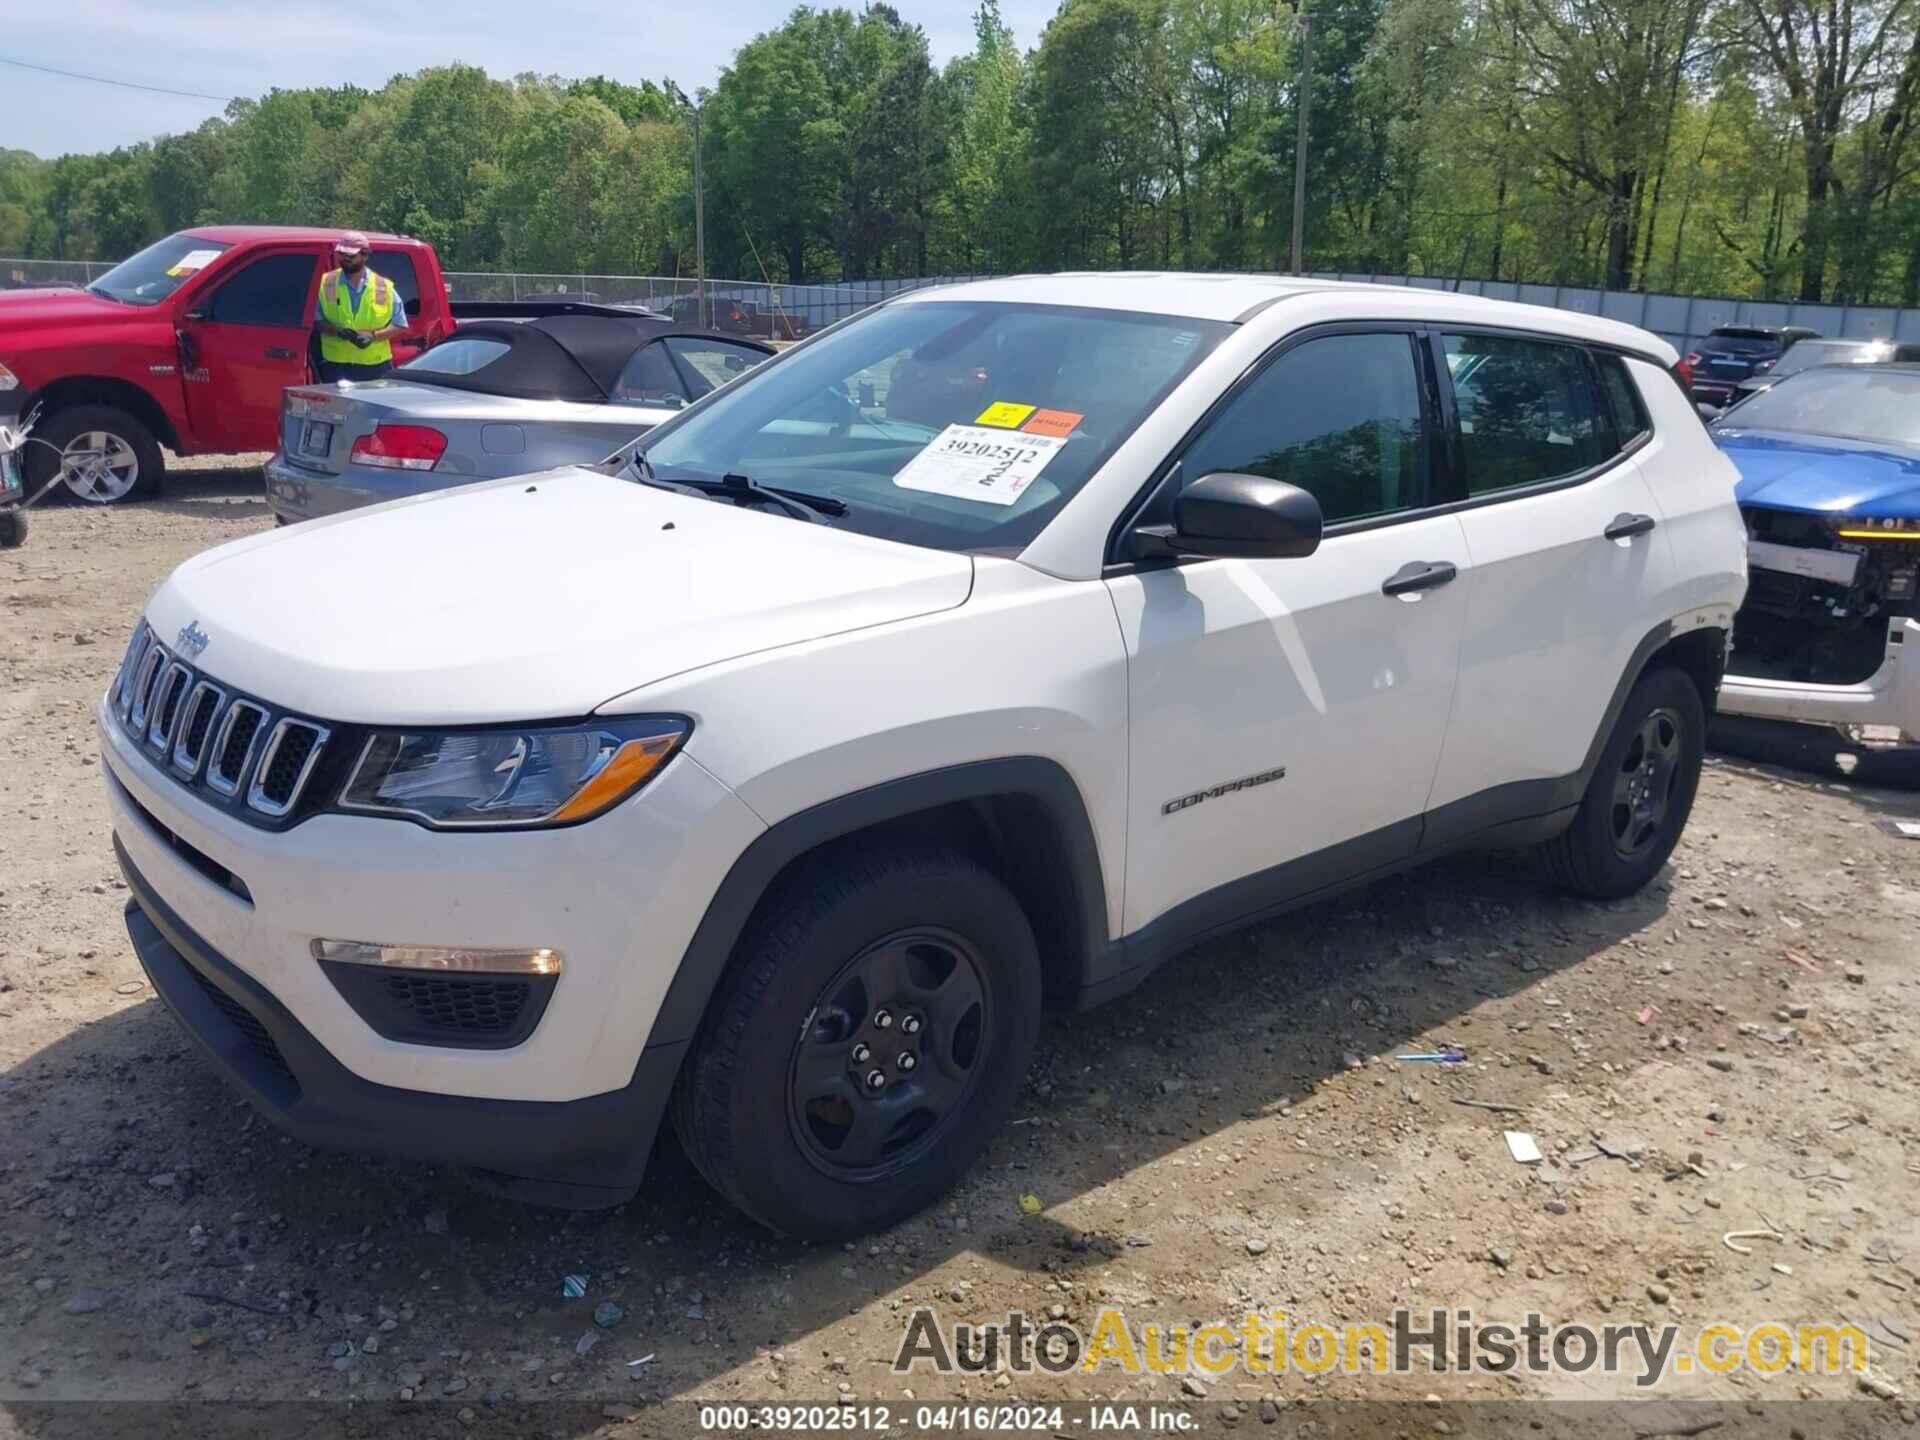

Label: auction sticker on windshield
[975,401,1037,428]
[894,424,1066,506]
[166,248,223,278]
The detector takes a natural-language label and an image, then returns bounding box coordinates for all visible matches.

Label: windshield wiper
[634,458,846,523]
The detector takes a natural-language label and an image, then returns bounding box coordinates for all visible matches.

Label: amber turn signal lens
[547,733,684,823]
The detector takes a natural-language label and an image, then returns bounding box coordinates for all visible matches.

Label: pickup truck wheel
[672,847,1041,1239]
[1542,666,1704,899]
[27,406,163,505]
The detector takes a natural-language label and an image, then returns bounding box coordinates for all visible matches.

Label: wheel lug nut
[851,1043,871,1064]
[874,1010,893,1029]
[865,1070,886,1091]
[901,1015,922,1035]
[897,1053,918,1071]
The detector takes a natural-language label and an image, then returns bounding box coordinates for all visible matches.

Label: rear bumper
[264,452,451,522]
[1720,615,1920,740]
[120,838,682,1206]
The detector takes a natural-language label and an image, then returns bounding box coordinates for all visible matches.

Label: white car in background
[100,274,1745,1237]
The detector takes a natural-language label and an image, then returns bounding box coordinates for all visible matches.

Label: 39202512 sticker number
[893,424,1068,507]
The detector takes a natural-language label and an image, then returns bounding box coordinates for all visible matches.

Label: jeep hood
[142,468,974,724]
[1716,428,1920,519]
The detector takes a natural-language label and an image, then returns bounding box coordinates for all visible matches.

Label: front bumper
[1720,615,1920,740]
[120,842,680,1205]
[100,693,765,1103]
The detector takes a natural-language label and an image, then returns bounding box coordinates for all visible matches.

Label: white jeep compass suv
[99,275,1747,1238]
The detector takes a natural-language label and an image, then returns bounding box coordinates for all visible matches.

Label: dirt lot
[4,465,1920,1436]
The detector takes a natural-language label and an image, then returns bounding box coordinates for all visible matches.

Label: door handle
[265,346,297,360]
[1604,512,1657,541]
[1381,560,1458,598]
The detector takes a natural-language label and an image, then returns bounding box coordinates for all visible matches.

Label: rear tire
[25,405,163,505]
[672,845,1041,1239]
[1542,666,1705,899]
[0,509,24,548]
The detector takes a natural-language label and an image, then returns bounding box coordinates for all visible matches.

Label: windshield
[1716,368,1920,448]
[86,233,231,307]
[1770,340,1885,378]
[635,301,1228,553]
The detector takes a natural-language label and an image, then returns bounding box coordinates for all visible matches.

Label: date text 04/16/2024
[696,1404,1196,1431]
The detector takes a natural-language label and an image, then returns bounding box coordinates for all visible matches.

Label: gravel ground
[4,462,1920,1436]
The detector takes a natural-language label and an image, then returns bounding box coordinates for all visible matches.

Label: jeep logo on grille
[176,620,210,658]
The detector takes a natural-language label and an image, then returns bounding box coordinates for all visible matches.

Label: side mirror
[1133,472,1324,561]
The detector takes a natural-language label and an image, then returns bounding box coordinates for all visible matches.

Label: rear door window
[1179,332,1431,525]
[207,252,320,327]
[369,249,422,314]
[1441,333,1609,495]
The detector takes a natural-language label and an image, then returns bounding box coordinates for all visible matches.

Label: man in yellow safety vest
[313,232,407,382]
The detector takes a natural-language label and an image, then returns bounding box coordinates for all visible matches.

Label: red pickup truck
[0,226,453,504]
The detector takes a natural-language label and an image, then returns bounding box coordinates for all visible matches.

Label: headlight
[338,717,689,828]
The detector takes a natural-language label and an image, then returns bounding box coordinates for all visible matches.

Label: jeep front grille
[247,718,331,817]
[146,661,193,749]
[171,681,226,775]
[207,701,268,796]
[109,623,337,825]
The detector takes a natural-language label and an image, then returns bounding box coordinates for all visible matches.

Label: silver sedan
[265,312,771,522]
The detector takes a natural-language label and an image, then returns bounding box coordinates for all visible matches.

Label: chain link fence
[1,258,117,288]
[442,272,996,331]
[0,257,989,334]
[1311,271,1920,356]
[20,254,1918,354]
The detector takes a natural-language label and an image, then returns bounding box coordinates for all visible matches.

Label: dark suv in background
[1719,336,1920,411]
[1678,325,1821,412]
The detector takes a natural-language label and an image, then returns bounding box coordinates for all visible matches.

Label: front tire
[0,509,24,548]
[1542,666,1705,899]
[25,405,163,505]
[672,846,1041,1239]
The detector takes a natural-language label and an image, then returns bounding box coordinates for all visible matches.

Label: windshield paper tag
[975,401,1037,428]
[894,424,1066,507]
[166,248,222,277]
[1022,408,1083,438]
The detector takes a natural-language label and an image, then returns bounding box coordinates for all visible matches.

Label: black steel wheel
[673,845,1040,1239]
[1609,706,1685,860]
[1543,666,1705,899]
[787,927,990,1180]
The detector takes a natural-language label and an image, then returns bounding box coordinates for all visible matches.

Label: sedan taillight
[350,424,447,471]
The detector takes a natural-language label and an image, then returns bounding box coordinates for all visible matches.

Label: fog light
[310,939,563,975]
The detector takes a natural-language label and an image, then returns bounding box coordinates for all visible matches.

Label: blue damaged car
[1711,363,1920,742]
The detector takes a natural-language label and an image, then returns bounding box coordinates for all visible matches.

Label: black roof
[399,314,772,403]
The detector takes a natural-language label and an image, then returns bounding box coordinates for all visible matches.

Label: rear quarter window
[1595,354,1651,447]
[402,337,510,375]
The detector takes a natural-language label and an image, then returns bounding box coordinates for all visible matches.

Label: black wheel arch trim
[638,757,1112,1055]
[642,614,1728,1068]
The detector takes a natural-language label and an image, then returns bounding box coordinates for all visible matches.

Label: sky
[2,0,1057,159]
